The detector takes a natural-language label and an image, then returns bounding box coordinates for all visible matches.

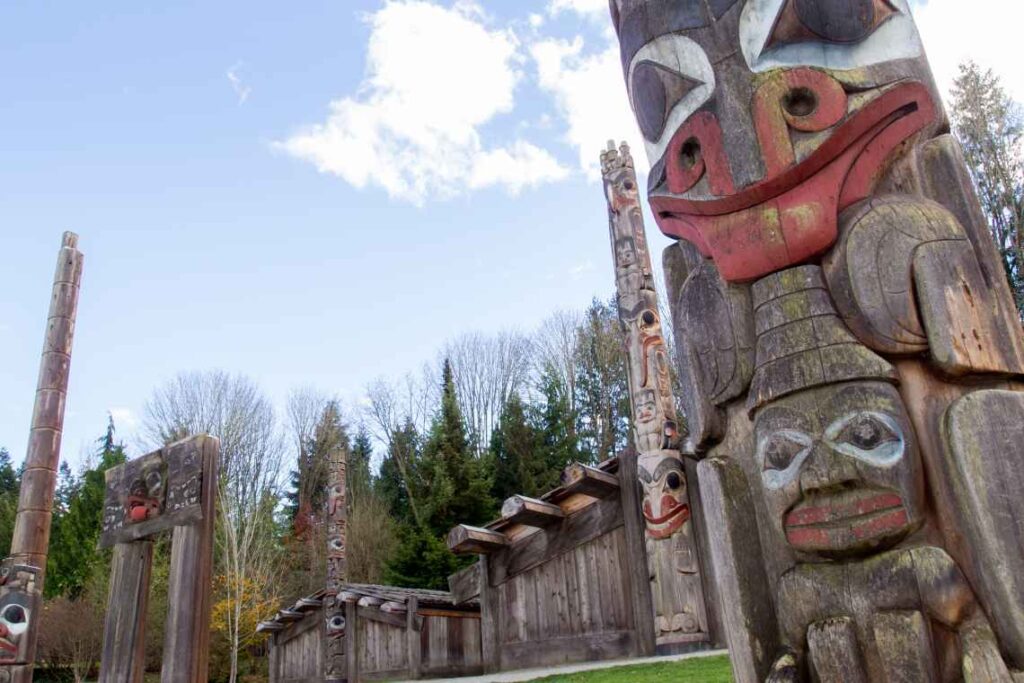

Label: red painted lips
[644,497,691,540]
[784,490,909,553]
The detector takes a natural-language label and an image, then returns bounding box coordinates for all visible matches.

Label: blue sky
[0,0,1019,468]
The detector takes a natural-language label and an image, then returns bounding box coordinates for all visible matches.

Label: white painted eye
[758,430,813,489]
[627,35,715,167]
[825,412,904,467]
[740,0,923,73]
[1,604,28,636]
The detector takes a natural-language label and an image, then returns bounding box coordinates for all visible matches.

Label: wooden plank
[347,601,359,683]
[617,451,655,655]
[501,495,565,527]
[407,597,421,680]
[488,495,624,586]
[697,457,778,683]
[448,525,508,555]
[416,608,480,619]
[498,630,635,671]
[561,463,620,499]
[161,437,218,683]
[873,611,938,682]
[479,556,499,673]
[276,612,321,646]
[448,561,479,602]
[99,541,153,683]
[360,607,407,630]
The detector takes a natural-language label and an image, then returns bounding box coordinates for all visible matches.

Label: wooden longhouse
[446,454,718,675]
[259,583,482,682]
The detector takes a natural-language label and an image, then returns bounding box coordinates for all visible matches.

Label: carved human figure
[609,0,1024,679]
[603,143,709,645]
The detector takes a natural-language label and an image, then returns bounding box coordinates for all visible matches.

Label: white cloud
[547,0,610,17]
[912,0,1024,105]
[226,62,251,105]
[277,1,567,204]
[531,36,642,178]
[109,407,138,430]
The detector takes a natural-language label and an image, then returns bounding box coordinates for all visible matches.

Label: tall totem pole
[2,233,83,682]
[324,433,348,683]
[609,1,1024,681]
[601,142,710,649]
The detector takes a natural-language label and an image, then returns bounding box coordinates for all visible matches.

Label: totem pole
[324,436,348,682]
[1,233,83,682]
[601,142,710,648]
[609,1,1024,681]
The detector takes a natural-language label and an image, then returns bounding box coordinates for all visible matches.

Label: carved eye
[767,0,898,49]
[666,472,682,490]
[826,412,905,467]
[2,606,25,625]
[760,431,812,474]
[837,414,893,450]
[632,61,704,142]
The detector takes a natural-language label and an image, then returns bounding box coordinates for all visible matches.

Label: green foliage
[46,415,127,599]
[534,367,579,490]
[490,393,540,501]
[376,419,420,527]
[419,359,494,536]
[574,298,632,463]
[528,655,734,682]
[382,522,468,591]
[349,425,374,502]
[0,448,21,556]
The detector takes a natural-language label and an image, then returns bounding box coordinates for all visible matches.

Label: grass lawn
[528,654,734,682]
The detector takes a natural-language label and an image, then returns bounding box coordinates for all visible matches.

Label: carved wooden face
[753,381,924,559]
[126,460,166,524]
[639,455,692,539]
[610,0,939,281]
[0,565,37,664]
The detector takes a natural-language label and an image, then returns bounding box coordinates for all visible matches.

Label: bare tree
[37,596,103,682]
[533,310,582,411]
[142,370,285,683]
[285,387,332,534]
[442,331,533,454]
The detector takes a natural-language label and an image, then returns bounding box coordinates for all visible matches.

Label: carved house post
[609,1,1024,680]
[325,435,349,682]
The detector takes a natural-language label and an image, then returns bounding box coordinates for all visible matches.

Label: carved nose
[799,443,858,494]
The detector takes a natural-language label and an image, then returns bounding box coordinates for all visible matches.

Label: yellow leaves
[210,572,281,649]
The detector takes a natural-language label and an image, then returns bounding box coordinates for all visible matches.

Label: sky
[1,0,1021,470]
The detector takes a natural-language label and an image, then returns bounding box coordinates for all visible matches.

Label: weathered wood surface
[100,438,206,548]
[449,563,480,605]
[873,610,938,683]
[479,556,500,674]
[697,457,776,683]
[806,618,869,683]
[407,597,421,680]
[560,463,620,499]
[161,437,218,683]
[99,541,153,683]
[347,601,359,683]
[617,449,656,657]
[448,525,508,555]
[501,495,565,527]
[275,615,324,683]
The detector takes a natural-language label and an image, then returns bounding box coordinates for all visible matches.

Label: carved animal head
[609,0,941,281]
[639,454,692,539]
[753,381,924,559]
[125,460,166,524]
[0,563,38,664]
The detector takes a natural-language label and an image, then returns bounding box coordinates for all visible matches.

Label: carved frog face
[639,453,692,539]
[754,381,924,559]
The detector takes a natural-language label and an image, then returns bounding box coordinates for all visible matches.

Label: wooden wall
[472,488,649,672]
[273,613,324,683]
[420,614,482,678]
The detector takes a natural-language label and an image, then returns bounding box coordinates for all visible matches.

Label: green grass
[527,655,734,682]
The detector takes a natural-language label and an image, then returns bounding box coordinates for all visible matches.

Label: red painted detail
[652,81,937,282]
[852,508,910,540]
[665,111,736,196]
[129,505,149,523]
[643,497,692,540]
[785,492,903,527]
[753,68,848,176]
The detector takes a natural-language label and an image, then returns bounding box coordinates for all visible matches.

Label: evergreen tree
[47,415,128,598]
[419,359,494,536]
[574,298,632,463]
[382,523,466,591]
[533,368,579,492]
[0,449,20,556]
[349,426,374,503]
[490,394,539,501]
[376,419,420,526]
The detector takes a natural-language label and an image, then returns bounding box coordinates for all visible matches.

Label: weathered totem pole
[324,438,348,682]
[601,142,710,648]
[0,232,83,682]
[609,1,1024,681]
